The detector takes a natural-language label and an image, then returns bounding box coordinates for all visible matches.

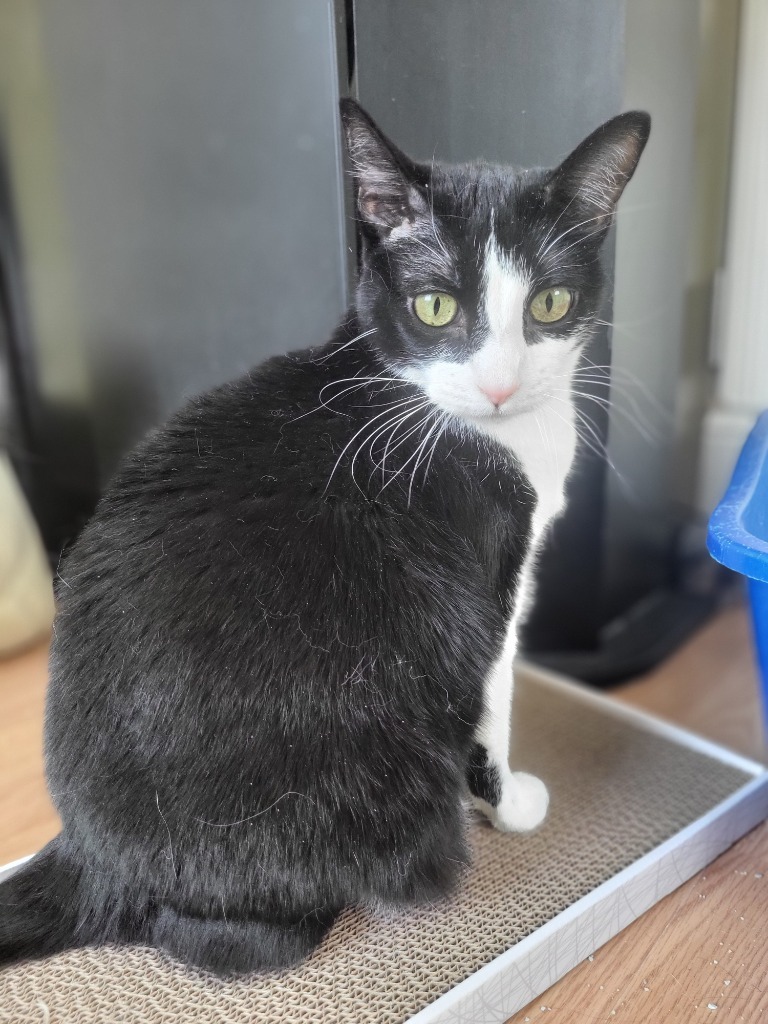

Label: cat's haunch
[0,100,648,976]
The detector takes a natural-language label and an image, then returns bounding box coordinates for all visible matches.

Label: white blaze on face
[402,231,532,418]
[470,237,529,399]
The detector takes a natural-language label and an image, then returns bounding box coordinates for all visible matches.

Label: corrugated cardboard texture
[0,670,751,1023]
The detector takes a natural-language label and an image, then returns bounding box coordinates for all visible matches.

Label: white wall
[699,0,768,513]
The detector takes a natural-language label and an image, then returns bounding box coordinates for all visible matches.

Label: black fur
[0,100,649,976]
[466,743,502,808]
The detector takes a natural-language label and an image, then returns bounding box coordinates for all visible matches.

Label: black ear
[340,98,426,233]
[548,111,651,224]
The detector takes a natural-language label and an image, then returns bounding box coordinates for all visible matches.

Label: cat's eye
[413,292,458,327]
[529,288,573,324]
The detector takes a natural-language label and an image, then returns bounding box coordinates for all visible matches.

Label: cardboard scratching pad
[1,665,766,1023]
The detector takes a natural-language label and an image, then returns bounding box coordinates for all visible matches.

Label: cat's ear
[340,99,426,233]
[548,111,650,225]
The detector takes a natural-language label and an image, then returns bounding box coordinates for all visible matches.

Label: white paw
[474,771,549,833]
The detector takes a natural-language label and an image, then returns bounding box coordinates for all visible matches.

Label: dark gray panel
[38,0,347,477]
[353,0,624,166]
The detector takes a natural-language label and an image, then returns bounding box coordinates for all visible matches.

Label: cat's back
[57,341,368,580]
[45,339,497,831]
[111,344,355,515]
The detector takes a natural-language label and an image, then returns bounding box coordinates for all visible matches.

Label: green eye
[529,288,573,323]
[413,292,458,327]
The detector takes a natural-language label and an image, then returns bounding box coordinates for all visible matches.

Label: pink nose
[479,383,519,407]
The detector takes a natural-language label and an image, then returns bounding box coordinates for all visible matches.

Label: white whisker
[535,190,582,257]
[420,412,450,484]
[407,411,445,505]
[324,395,428,495]
[377,403,432,462]
[557,387,660,445]
[538,212,609,261]
[545,224,607,262]
[155,791,176,876]
[195,791,313,828]
[365,402,433,484]
[377,410,441,503]
[311,327,379,363]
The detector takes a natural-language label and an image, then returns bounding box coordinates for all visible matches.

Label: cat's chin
[453,403,548,435]
[472,410,516,422]
[471,394,546,421]
[443,404,521,424]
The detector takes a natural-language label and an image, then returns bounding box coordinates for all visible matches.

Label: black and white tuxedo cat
[0,100,649,976]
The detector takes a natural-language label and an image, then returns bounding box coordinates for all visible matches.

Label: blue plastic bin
[707,411,768,721]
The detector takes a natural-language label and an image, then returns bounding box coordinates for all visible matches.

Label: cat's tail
[1,835,337,975]
[0,835,88,968]
[152,904,340,976]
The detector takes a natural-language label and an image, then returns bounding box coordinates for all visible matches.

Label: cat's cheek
[398,360,494,420]
[522,333,586,392]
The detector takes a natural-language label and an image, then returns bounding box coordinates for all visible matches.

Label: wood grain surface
[0,602,765,1021]
[0,637,58,864]
[507,821,768,1022]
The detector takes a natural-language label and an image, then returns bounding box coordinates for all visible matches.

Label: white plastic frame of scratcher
[0,662,766,1024]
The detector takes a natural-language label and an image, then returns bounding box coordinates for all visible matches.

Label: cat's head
[340,100,649,424]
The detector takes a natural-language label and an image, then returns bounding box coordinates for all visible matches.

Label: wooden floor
[0,636,59,863]
[0,602,766,1020]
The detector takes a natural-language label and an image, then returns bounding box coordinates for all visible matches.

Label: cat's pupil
[545,292,554,313]
[433,296,441,317]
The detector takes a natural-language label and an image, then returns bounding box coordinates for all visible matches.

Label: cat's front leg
[467,620,549,833]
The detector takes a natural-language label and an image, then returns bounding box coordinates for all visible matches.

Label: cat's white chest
[475,396,578,544]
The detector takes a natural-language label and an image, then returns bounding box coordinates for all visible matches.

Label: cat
[0,99,648,977]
